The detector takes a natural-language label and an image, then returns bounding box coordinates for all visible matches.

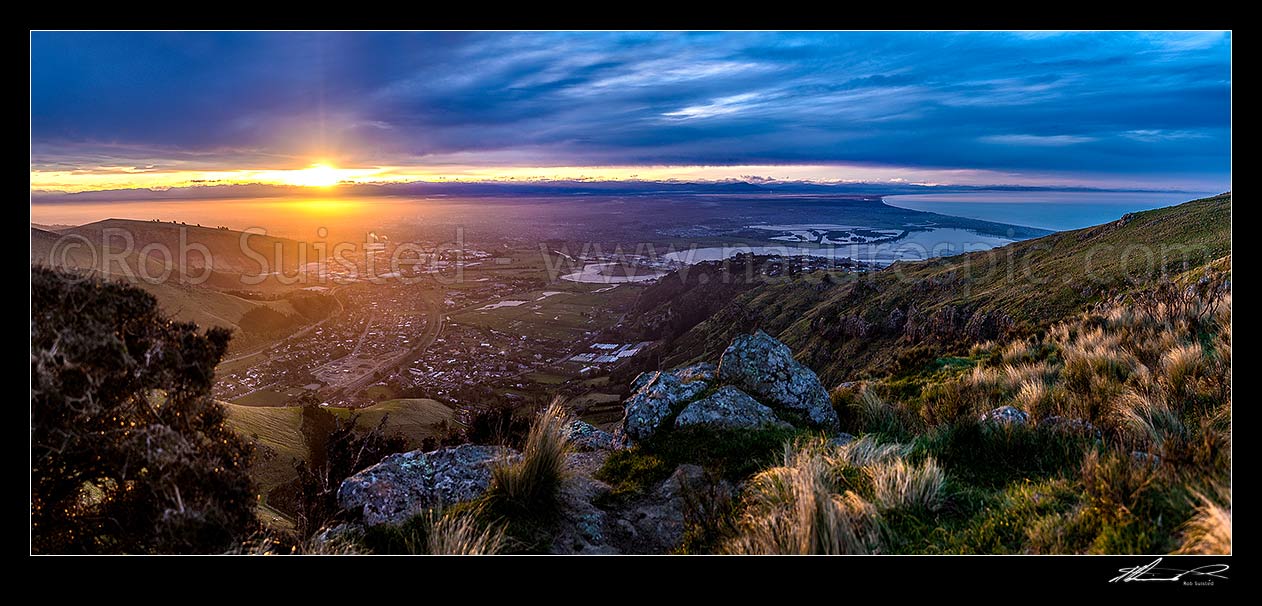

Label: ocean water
[662,227,1016,267]
[883,191,1219,232]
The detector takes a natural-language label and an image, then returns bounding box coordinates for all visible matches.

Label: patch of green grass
[595,425,809,502]
[363,384,396,401]
[233,388,296,407]
[919,477,1082,554]
[594,450,674,498]
[913,419,1096,488]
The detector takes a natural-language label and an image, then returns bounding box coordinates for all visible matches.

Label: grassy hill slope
[652,193,1231,386]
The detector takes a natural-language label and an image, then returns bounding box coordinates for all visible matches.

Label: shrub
[31,267,257,553]
[291,406,408,538]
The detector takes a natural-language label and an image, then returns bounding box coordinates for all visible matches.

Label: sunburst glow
[282,164,345,187]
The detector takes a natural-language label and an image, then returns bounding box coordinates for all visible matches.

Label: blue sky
[30,31,1231,192]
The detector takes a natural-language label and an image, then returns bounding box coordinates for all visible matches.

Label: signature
[1110,558,1230,583]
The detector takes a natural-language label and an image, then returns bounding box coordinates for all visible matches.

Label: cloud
[980,134,1099,146]
[30,31,1231,190]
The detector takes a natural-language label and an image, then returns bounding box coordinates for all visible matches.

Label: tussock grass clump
[485,398,574,515]
[867,457,945,513]
[852,387,920,439]
[1161,343,1205,397]
[726,445,881,555]
[1117,387,1187,453]
[1176,487,1231,555]
[827,434,908,468]
[1080,449,1159,524]
[426,508,508,555]
[358,506,506,555]
[726,436,951,554]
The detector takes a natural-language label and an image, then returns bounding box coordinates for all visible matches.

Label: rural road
[326,291,446,400]
[218,286,347,366]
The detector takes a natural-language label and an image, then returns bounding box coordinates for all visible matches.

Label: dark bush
[292,406,408,538]
[31,267,257,553]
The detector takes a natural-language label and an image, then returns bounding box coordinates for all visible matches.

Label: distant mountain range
[30,179,1201,203]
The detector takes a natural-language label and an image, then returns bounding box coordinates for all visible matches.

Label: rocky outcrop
[630,362,716,393]
[675,386,791,431]
[551,458,726,555]
[553,451,620,555]
[629,371,656,393]
[674,362,717,384]
[980,405,1029,426]
[717,330,840,431]
[337,444,514,527]
[606,464,720,554]
[563,420,618,451]
[621,371,710,442]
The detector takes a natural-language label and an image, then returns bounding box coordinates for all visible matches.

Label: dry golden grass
[426,508,508,555]
[1176,488,1231,555]
[726,445,881,555]
[1117,387,1186,452]
[486,397,574,513]
[1161,343,1205,396]
[827,434,908,468]
[867,456,945,512]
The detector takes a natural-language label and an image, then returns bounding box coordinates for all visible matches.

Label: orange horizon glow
[28,161,1162,194]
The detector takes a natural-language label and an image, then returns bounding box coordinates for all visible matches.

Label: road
[218,286,347,366]
[325,291,446,401]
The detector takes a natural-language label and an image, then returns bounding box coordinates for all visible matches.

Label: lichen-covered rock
[629,371,656,393]
[606,464,716,553]
[717,330,840,431]
[563,420,618,451]
[552,451,620,555]
[337,444,515,527]
[829,432,856,448]
[621,371,709,442]
[1040,415,1101,439]
[980,405,1029,426]
[675,386,790,431]
[674,361,717,384]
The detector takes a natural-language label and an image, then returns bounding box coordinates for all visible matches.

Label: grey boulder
[563,419,618,451]
[717,330,840,431]
[980,405,1029,426]
[337,444,514,527]
[675,386,791,431]
[621,371,710,442]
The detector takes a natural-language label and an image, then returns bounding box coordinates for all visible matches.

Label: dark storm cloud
[30,31,1231,184]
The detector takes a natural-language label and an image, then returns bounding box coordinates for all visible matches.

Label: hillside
[31,221,338,354]
[641,193,1231,386]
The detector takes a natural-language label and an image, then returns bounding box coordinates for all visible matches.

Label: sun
[285,163,343,187]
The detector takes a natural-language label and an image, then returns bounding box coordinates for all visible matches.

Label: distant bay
[884,191,1220,231]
